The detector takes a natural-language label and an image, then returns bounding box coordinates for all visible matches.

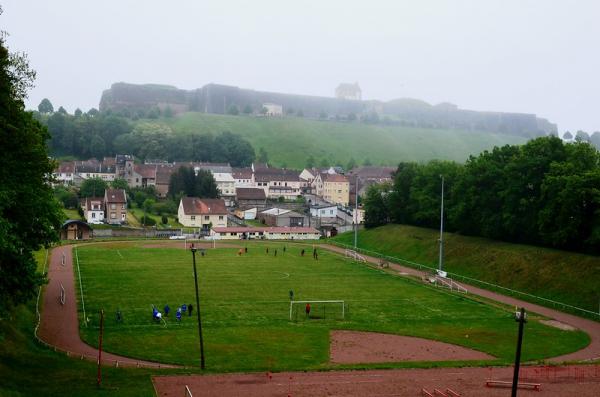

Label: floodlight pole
[354,177,359,249]
[438,175,444,272]
[511,307,527,397]
[191,248,206,369]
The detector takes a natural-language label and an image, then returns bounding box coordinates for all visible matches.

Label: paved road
[323,244,600,363]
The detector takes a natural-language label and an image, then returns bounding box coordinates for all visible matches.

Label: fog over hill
[100,82,557,139]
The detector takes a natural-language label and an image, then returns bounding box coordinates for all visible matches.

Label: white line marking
[117,250,124,259]
[75,247,87,327]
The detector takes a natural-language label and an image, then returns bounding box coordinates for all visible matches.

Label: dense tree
[57,106,67,114]
[243,105,253,114]
[111,178,128,190]
[563,131,573,140]
[590,132,600,151]
[0,33,63,307]
[163,106,174,118]
[346,158,357,171]
[79,177,107,198]
[37,98,53,113]
[54,186,79,209]
[305,155,315,168]
[363,184,390,228]
[87,108,99,117]
[365,136,600,253]
[575,130,590,142]
[257,147,269,163]
[74,108,82,117]
[227,105,239,115]
[168,167,219,199]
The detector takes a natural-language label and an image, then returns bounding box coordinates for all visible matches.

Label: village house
[236,188,267,209]
[234,207,258,220]
[347,166,395,201]
[257,208,307,227]
[104,189,127,224]
[254,168,302,200]
[81,196,104,224]
[60,220,93,240]
[232,167,254,188]
[131,163,158,188]
[211,226,320,240]
[314,173,349,206]
[54,161,75,185]
[178,197,228,231]
[310,204,338,220]
[212,172,236,207]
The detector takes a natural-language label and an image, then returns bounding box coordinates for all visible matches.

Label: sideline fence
[328,241,600,321]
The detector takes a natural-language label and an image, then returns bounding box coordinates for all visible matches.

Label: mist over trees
[364,136,600,254]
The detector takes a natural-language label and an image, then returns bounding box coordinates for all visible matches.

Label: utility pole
[97,309,104,388]
[511,307,527,397]
[190,248,206,369]
[438,175,444,273]
[354,177,359,249]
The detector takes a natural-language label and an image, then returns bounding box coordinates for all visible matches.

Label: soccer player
[176,308,182,322]
[181,303,187,314]
[301,249,305,257]
[274,249,277,257]
[305,303,311,318]
[164,304,170,317]
[188,303,193,317]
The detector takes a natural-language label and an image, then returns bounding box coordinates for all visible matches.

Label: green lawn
[75,241,588,371]
[62,208,82,221]
[128,208,182,229]
[331,225,600,314]
[159,112,527,168]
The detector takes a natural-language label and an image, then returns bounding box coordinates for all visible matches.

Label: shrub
[161,215,168,224]
[140,215,156,226]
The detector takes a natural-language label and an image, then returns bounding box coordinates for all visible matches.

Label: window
[92,213,96,218]
[111,212,116,219]
[219,216,224,220]
[204,216,209,220]
[122,204,125,209]
[191,215,195,220]
[121,213,126,220]
[330,210,334,215]
[111,204,116,210]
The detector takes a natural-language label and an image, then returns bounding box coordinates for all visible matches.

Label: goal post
[289,300,345,321]
[184,385,193,397]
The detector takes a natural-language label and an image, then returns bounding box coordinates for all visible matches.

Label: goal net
[289,300,345,321]
[344,249,366,263]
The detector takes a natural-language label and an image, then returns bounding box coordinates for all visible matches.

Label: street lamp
[511,307,527,397]
[190,247,206,369]
[438,175,445,274]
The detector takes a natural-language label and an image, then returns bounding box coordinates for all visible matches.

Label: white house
[262,103,283,116]
[82,197,104,224]
[234,207,257,220]
[232,168,254,188]
[211,226,320,240]
[178,197,228,231]
[212,172,236,206]
[310,204,338,219]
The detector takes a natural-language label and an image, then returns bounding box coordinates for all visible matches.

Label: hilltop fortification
[99,82,556,138]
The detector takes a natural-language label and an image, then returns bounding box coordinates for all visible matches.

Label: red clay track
[37,245,176,368]
[38,241,600,396]
[323,244,600,363]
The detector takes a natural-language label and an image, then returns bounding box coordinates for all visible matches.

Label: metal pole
[97,309,104,388]
[511,307,527,397]
[191,248,206,369]
[354,177,358,249]
[438,175,444,272]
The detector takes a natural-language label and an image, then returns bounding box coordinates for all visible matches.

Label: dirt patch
[330,330,494,364]
[153,365,600,397]
[541,320,577,331]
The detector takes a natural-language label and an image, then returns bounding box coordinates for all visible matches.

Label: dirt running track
[153,365,600,397]
[38,245,176,368]
[322,244,600,363]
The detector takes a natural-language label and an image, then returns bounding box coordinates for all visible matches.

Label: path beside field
[323,244,600,362]
[38,245,177,368]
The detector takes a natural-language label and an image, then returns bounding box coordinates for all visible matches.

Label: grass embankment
[332,225,600,314]
[159,112,526,168]
[0,249,164,396]
[127,208,181,229]
[75,242,587,370]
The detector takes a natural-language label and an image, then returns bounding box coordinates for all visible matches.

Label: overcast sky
[2,1,599,133]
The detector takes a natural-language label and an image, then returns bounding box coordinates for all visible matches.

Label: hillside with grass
[332,225,600,315]
[160,113,527,168]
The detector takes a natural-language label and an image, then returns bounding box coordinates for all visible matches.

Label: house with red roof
[178,197,228,230]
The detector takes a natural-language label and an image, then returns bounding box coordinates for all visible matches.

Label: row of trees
[364,136,600,253]
[40,108,256,166]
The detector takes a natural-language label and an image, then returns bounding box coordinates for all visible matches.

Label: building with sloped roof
[178,197,228,230]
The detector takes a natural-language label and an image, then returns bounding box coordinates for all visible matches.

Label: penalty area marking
[274,271,290,279]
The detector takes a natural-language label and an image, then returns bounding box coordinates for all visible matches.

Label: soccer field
[75,241,588,370]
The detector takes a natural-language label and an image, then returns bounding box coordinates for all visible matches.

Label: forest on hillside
[364,136,600,254]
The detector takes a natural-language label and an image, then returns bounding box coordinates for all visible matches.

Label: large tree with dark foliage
[0,28,63,307]
[367,136,600,254]
[168,167,219,199]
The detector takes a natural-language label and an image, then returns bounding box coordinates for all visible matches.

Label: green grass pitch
[75,241,589,371]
